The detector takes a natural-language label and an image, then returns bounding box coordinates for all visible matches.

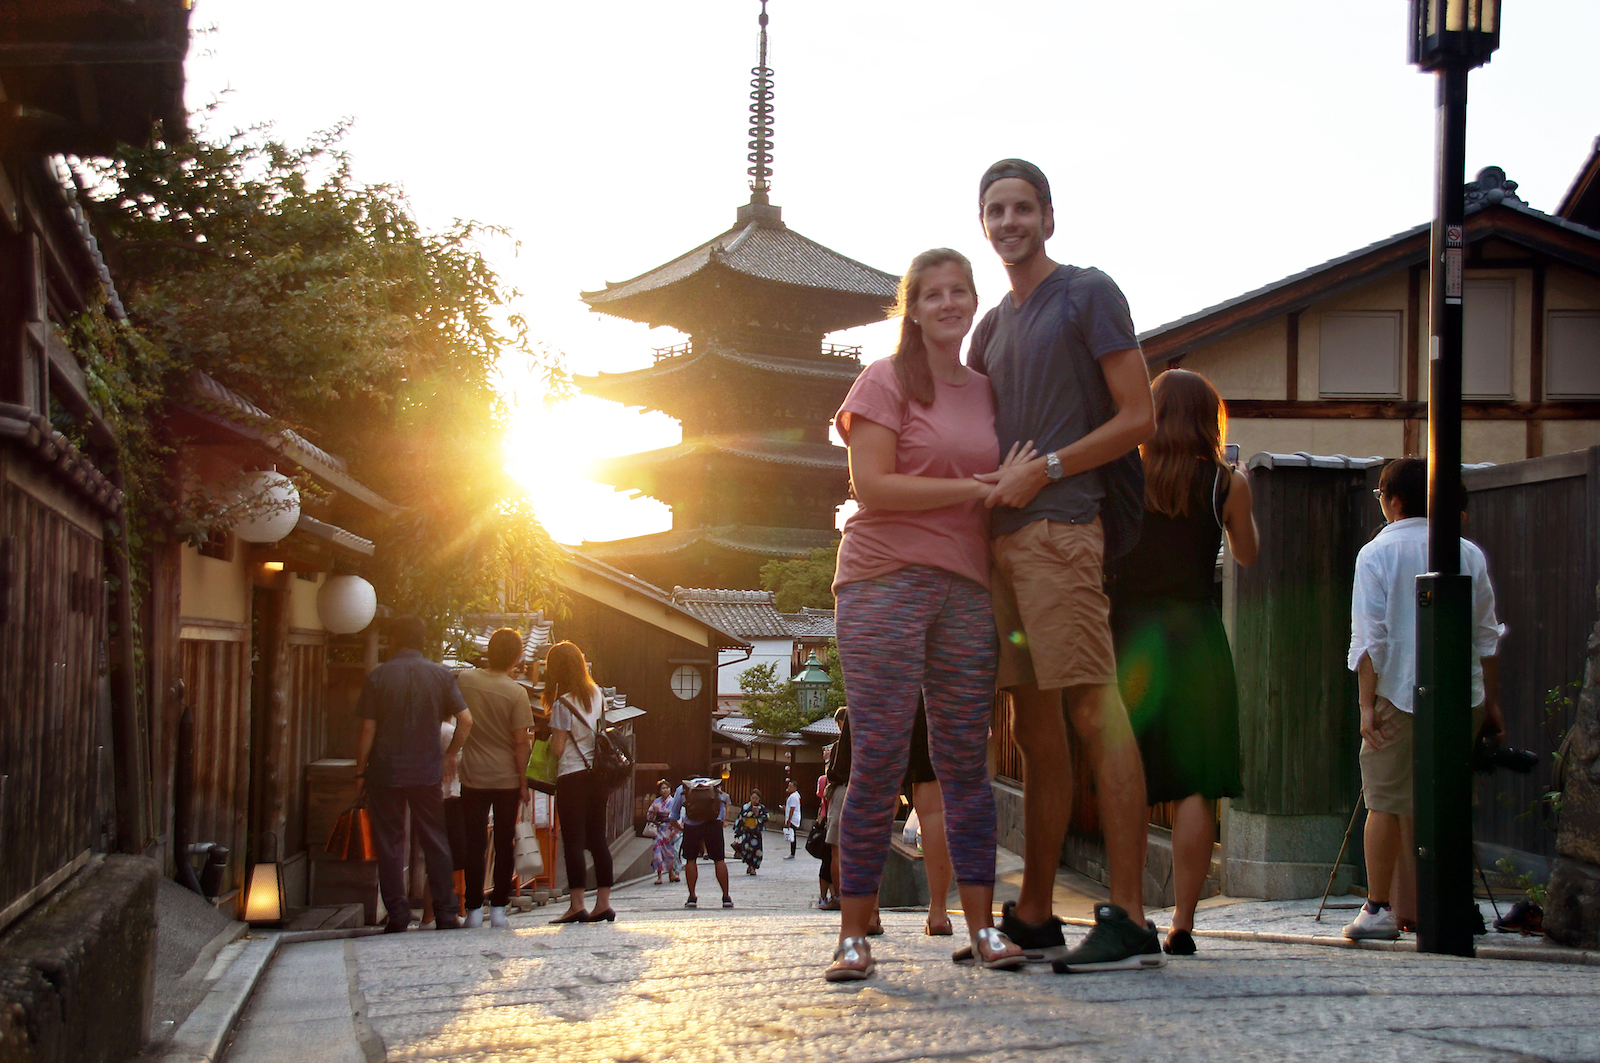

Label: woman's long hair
[889,248,977,407]
[1142,369,1230,518]
[541,640,598,711]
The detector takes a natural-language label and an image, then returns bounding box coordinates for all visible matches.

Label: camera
[1472,733,1539,775]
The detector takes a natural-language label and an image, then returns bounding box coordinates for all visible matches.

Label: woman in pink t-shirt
[824,249,1031,982]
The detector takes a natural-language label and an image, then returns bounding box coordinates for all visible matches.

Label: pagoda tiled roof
[580,524,840,563]
[577,344,862,403]
[591,437,846,477]
[669,588,792,639]
[581,220,897,330]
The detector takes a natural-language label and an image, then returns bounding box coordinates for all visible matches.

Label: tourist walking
[732,789,769,874]
[647,780,681,885]
[545,641,616,924]
[354,616,471,933]
[456,628,534,929]
[1109,369,1258,955]
[970,159,1164,973]
[669,777,734,909]
[782,779,801,859]
[826,247,1030,981]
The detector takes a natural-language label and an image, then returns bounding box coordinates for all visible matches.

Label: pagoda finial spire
[746,0,775,202]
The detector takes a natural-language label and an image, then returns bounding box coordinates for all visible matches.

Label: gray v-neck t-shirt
[967,264,1141,538]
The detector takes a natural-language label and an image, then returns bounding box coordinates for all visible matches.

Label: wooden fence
[0,465,107,927]
[1462,448,1598,861]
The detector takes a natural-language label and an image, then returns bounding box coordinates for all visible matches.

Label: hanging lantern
[317,574,377,634]
[230,470,301,543]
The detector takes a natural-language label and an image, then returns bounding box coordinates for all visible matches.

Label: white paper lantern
[317,574,377,634]
[231,470,301,543]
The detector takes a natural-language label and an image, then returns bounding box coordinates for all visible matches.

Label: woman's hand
[998,439,1038,471]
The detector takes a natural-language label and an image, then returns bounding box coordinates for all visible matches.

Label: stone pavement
[217,835,1600,1063]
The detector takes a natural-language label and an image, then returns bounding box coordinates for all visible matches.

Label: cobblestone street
[211,837,1600,1063]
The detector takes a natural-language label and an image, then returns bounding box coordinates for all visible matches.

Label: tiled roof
[670,587,792,639]
[560,548,752,649]
[780,607,835,639]
[579,525,839,562]
[591,436,847,477]
[584,222,897,307]
[576,344,862,402]
[714,714,833,747]
[449,611,557,665]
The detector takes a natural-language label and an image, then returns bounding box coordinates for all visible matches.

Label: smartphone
[1224,443,1240,466]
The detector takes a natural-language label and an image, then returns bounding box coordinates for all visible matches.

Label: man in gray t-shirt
[969,159,1162,973]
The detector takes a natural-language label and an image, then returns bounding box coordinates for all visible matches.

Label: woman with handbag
[545,641,616,924]
[647,780,681,885]
[731,789,769,875]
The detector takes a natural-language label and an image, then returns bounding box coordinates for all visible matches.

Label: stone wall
[0,855,158,1063]
[1544,586,1600,948]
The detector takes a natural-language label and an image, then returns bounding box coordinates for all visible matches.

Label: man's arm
[1356,652,1392,751]
[980,346,1155,510]
[1480,654,1504,741]
[354,718,376,799]
[513,728,532,799]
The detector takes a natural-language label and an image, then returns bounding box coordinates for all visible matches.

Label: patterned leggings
[835,566,999,897]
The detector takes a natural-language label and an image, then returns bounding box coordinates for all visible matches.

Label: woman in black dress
[1111,369,1257,956]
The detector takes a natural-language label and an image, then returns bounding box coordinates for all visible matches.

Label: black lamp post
[1408,0,1501,958]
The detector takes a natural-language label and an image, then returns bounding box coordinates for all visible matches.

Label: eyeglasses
[1372,489,1386,502]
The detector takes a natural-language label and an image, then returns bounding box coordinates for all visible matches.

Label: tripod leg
[1316,788,1365,923]
[1473,844,1501,924]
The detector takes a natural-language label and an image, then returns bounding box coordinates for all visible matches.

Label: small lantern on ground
[792,652,831,716]
[243,831,285,926]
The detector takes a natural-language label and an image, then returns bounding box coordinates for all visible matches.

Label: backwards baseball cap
[979,158,1052,211]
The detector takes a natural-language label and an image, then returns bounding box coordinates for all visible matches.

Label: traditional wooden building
[573,5,897,589]
[1140,163,1600,463]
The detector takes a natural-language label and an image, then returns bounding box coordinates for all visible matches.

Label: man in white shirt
[1344,458,1504,940]
[782,779,802,859]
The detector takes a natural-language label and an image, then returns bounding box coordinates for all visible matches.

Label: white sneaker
[1342,905,1399,940]
[488,906,509,928]
[465,908,483,929]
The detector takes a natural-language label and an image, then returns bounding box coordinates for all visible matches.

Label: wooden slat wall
[1464,449,1598,860]
[283,635,327,857]
[1232,463,1371,817]
[179,633,249,895]
[0,467,105,920]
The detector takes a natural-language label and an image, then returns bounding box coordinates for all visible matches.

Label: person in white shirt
[1344,457,1504,941]
[782,779,802,859]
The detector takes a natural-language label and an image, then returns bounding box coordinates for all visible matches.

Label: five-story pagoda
[575,1,896,590]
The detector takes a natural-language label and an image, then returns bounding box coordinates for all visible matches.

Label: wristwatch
[1044,451,1065,482]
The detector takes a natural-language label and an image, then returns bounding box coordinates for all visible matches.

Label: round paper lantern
[317,574,377,635]
[231,470,301,543]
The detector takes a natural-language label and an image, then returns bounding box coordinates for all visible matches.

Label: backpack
[683,779,721,823]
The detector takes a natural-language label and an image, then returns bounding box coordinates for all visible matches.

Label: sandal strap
[971,926,1016,961]
[833,936,872,965]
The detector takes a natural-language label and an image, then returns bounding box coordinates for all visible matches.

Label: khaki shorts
[1360,698,1487,817]
[991,518,1117,691]
[1359,697,1414,815]
[824,784,846,846]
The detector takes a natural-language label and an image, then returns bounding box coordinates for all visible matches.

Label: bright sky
[184,0,1599,545]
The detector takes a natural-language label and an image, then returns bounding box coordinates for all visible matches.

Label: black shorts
[681,821,726,862]
[441,795,466,871]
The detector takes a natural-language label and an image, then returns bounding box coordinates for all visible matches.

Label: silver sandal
[824,936,876,982]
[956,926,1027,970]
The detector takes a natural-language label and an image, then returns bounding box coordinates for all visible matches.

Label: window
[1463,278,1514,399]
[1546,311,1600,399]
[1319,311,1401,398]
[670,664,703,701]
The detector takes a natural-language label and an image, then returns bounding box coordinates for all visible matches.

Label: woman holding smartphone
[1110,369,1257,956]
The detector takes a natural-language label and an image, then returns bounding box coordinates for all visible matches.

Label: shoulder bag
[565,693,635,793]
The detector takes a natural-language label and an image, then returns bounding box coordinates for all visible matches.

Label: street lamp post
[1408,0,1501,958]
[792,652,832,717]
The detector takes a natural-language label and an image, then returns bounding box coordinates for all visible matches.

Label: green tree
[78,120,566,640]
[737,644,847,736]
[759,546,837,613]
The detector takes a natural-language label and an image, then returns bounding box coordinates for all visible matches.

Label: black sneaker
[1051,904,1167,973]
[999,899,1066,960]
